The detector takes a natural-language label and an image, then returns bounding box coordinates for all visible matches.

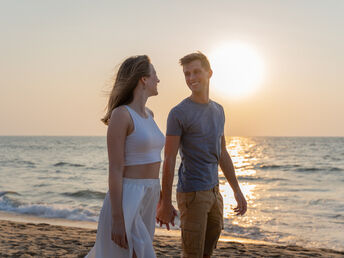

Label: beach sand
[0,215,343,257]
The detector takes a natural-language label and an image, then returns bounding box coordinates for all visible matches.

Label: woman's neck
[129,94,148,117]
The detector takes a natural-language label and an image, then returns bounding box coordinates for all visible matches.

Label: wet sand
[1,219,343,257]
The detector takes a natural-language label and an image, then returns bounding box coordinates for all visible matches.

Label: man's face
[182,60,212,93]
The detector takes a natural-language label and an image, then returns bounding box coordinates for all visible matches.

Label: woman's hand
[156,199,178,230]
[111,219,128,249]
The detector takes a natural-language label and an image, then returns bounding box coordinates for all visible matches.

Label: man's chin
[190,87,202,93]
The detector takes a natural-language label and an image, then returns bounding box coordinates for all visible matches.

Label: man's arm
[156,135,180,229]
[219,136,247,216]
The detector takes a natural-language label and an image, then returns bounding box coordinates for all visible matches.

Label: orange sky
[1,1,343,136]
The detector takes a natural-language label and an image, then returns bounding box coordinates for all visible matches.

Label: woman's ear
[139,77,147,90]
[140,76,147,85]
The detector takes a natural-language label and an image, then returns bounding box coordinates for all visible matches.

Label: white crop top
[124,105,165,166]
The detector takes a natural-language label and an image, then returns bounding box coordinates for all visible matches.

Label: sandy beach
[1,215,343,258]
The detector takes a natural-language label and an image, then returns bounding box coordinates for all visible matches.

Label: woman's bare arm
[107,106,133,248]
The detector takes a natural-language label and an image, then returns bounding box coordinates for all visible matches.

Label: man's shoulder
[210,99,223,109]
[170,98,190,114]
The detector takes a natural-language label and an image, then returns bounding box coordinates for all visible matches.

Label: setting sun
[209,42,265,98]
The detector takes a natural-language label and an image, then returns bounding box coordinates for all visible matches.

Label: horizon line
[0,135,343,138]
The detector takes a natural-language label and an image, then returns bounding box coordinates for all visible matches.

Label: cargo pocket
[181,222,202,254]
[185,191,197,208]
[177,191,197,211]
[216,191,224,229]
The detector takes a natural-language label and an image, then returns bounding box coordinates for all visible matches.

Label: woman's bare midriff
[123,162,161,179]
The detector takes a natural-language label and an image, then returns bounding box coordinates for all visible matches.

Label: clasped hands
[156,199,178,230]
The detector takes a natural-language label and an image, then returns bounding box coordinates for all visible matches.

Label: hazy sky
[1,0,343,136]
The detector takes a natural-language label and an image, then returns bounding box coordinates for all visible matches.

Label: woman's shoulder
[109,106,131,124]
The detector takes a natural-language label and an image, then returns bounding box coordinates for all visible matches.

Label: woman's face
[145,64,160,96]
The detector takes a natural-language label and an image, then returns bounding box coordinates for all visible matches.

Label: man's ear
[208,69,213,78]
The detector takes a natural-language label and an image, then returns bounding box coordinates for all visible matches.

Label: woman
[86,55,165,258]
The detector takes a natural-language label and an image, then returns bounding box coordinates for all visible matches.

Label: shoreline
[1,211,344,257]
[0,210,271,245]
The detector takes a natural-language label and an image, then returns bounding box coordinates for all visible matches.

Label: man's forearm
[161,158,176,204]
[220,152,241,193]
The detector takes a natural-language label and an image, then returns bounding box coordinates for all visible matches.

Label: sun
[209,42,265,98]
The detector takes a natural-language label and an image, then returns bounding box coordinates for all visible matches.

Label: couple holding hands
[86,52,247,258]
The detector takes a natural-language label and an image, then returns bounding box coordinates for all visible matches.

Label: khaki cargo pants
[177,185,224,257]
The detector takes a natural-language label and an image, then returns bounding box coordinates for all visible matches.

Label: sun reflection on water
[220,181,256,218]
[219,137,260,220]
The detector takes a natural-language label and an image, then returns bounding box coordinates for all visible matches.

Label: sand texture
[1,220,343,257]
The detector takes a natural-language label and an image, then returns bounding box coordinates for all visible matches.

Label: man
[156,52,247,258]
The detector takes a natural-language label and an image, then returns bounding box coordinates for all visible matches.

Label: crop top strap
[124,105,150,120]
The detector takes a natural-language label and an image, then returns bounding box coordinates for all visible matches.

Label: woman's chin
[150,91,158,97]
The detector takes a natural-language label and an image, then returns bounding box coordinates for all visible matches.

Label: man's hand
[156,199,177,230]
[233,191,247,216]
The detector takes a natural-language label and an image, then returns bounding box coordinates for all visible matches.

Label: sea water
[0,136,343,251]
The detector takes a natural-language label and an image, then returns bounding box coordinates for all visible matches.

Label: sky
[1,0,343,136]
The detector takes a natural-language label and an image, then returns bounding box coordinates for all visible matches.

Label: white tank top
[124,105,165,166]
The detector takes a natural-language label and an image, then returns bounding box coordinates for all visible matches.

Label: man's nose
[190,73,196,81]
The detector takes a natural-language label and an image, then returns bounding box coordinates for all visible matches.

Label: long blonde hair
[101,55,151,125]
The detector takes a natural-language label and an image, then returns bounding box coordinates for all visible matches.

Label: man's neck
[190,92,209,104]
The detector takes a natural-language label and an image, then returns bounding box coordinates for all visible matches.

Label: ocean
[0,136,343,251]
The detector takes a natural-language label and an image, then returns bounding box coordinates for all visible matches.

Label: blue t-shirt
[166,98,225,192]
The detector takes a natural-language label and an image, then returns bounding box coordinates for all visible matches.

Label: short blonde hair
[179,51,211,71]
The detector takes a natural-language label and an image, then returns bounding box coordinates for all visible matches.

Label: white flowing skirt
[86,178,160,258]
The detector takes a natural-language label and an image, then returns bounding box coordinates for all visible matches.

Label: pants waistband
[178,184,220,194]
[123,177,160,186]
[211,184,219,193]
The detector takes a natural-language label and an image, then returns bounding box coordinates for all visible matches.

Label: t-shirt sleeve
[166,108,183,136]
[221,105,226,124]
[220,104,226,136]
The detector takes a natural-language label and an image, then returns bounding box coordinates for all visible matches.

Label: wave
[328,167,343,172]
[221,218,290,244]
[0,159,35,168]
[294,167,343,173]
[236,176,288,182]
[330,214,344,220]
[295,167,323,172]
[256,164,300,170]
[62,190,106,200]
[258,164,284,170]
[0,195,97,221]
[308,199,333,205]
[271,188,329,192]
[222,223,265,239]
[257,164,343,173]
[33,183,49,187]
[53,162,85,167]
[0,191,20,197]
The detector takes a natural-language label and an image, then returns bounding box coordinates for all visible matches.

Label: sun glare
[209,42,265,98]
